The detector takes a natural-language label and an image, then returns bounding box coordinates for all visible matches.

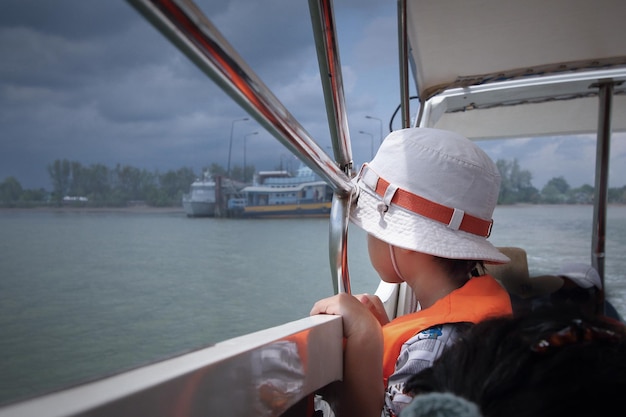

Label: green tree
[567,184,594,204]
[230,165,244,182]
[0,176,23,206]
[85,164,111,204]
[541,177,570,204]
[608,185,626,204]
[145,189,169,206]
[496,159,538,204]
[48,159,71,203]
[158,167,196,206]
[20,187,47,203]
[540,176,570,204]
[113,164,145,202]
[208,163,226,178]
[545,176,569,194]
[138,170,159,202]
[69,161,87,196]
[243,165,256,183]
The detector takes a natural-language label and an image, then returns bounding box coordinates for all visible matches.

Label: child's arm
[311,293,385,417]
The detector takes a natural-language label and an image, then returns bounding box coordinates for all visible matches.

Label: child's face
[367,234,404,284]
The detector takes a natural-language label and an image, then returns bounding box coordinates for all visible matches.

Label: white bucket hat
[350,127,509,264]
[557,263,603,290]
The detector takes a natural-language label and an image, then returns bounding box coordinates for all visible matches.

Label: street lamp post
[280,153,293,173]
[365,115,383,145]
[243,131,258,182]
[359,130,374,159]
[228,117,249,177]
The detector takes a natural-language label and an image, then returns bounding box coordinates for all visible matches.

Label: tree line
[1,158,625,208]
[495,159,626,204]
[0,159,259,208]
[1,160,193,208]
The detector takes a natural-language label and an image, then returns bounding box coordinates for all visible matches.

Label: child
[311,128,513,417]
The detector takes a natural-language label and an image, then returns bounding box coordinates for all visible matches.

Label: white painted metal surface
[406,0,626,139]
[0,316,343,417]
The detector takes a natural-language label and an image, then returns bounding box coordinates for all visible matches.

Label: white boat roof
[191,180,215,187]
[242,180,328,193]
[407,0,626,139]
[256,170,291,181]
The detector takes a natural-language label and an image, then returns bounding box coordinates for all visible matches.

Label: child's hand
[354,293,390,325]
[310,293,381,338]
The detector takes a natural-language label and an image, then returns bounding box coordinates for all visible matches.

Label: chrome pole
[592,80,614,311]
[397,0,411,128]
[308,0,353,175]
[308,0,356,294]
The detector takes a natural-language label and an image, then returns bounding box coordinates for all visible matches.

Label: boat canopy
[406,0,626,139]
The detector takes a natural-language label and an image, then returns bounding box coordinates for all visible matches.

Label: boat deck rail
[0,316,343,417]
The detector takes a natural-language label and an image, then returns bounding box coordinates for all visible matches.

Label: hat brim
[556,263,603,289]
[351,186,510,264]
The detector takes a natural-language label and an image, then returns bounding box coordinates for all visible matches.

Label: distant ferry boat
[182,172,216,217]
[228,165,332,218]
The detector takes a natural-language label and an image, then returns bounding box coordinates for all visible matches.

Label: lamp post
[243,131,258,182]
[280,153,293,173]
[365,115,383,146]
[359,130,374,159]
[227,117,248,177]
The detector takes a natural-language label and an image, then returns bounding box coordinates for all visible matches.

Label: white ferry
[228,165,332,218]
[182,171,216,217]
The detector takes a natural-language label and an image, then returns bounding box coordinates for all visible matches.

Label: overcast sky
[1,0,624,191]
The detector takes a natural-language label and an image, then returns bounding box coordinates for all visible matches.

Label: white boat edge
[0,315,343,417]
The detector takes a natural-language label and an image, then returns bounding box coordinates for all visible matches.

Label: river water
[1,205,625,405]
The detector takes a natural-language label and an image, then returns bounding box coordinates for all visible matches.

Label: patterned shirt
[382,322,469,417]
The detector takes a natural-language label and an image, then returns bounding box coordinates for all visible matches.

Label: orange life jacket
[382,275,512,385]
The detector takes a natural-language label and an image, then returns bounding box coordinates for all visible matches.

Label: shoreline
[0,203,623,214]
[0,206,185,214]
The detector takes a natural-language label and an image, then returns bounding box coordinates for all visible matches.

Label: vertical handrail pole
[397,0,411,128]
[592,80,613,314]
[308,0,353,173]
[309,0,355,294]
[329,195,352,294]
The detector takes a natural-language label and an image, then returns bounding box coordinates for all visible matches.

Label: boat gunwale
[0,316,343,417]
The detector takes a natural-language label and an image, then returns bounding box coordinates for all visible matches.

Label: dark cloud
[2,0,621,191]
[0,1,133,39]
